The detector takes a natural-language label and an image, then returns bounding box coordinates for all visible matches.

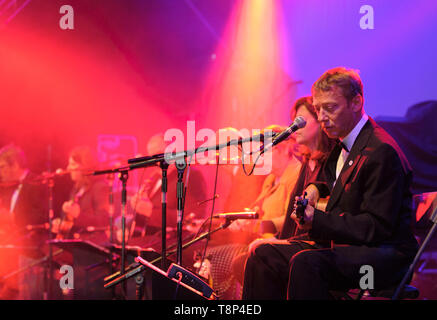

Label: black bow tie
[338,140,349,153]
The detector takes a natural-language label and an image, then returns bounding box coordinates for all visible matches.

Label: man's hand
[291,200,315,231]
[303,184,320,207]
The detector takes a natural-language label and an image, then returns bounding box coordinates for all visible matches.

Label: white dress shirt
[10,169,29,214]
[335,113,369,180]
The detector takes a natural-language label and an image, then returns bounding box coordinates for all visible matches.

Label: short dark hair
[311,67,363,102]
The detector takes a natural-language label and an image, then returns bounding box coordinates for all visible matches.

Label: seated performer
[242,67,419,300]
[0,144,48,299]
[53,146,110,245]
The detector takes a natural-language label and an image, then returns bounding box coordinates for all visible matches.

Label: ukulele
[295,192,309,225]
[294,192,329,226]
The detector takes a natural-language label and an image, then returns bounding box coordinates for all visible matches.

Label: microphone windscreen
[294,116,306,129]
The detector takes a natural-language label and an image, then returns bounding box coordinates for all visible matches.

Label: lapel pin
[348,160,353,166]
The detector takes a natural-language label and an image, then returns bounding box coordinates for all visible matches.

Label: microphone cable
[241,138,266,176]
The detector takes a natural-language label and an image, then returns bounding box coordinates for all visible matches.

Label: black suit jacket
[13,174,48,229]
[309,118,418,257]
[0,173,48,229]
[0,172,48,257]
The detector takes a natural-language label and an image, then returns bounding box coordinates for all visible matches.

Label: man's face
[312,86,357,139]
[0,159,17,182]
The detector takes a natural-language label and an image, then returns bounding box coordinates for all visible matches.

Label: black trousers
[242,240,412,300]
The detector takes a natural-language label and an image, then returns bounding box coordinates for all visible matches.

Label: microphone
[26,223,50,231]
[55,168,70,175]
[55,168,93,176]
[262,116,306,153]
[213,212,259,220]
[85,226,108,233]
[40,168,70,178]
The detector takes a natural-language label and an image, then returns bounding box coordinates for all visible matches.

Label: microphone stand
[39,152,56,301]
[175,159,186,266]
[119,169,129,298]
[46,174,54,300]
[28,166,61,300]
[159,161,169,271]
[90,166,132,299]
[107,173,115,245]
[107,173,116,299]
[90,159,157,298]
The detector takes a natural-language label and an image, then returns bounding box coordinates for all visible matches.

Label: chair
[333,284,419,300]
[390,192,437,300]
[334,192,437,300]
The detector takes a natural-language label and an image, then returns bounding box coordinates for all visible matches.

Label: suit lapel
[326,119,374,212]
[326,144,342,185]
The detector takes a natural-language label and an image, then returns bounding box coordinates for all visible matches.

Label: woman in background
[53,146,110,244]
